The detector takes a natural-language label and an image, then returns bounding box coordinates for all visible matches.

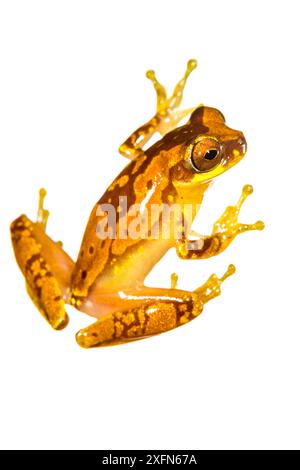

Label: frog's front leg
[176,185,265,259]
[119,59,197,160]
[76,264,234,348]
[10,189,75,329]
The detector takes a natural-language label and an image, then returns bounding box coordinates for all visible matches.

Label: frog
[10,59,264,348]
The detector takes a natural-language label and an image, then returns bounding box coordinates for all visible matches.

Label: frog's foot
[10,192,74,329]
[146,59,198,136]
[213,184,265,242]
[177,185,265,260]
[37,188,49,230]
[195,264,236,303]
[119,59,198,160]
[75,265,234,348]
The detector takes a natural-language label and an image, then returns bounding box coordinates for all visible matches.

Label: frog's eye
[189,137,223,172]
[203,149,219,161]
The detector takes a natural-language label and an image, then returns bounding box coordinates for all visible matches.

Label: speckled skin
[10,60,264,348]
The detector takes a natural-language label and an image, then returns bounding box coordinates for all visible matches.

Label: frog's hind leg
[76,264,235,348]
[10,189,75,330]
[119,59,198,160]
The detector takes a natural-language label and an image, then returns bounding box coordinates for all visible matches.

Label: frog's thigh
[76,298,203,348]
[11,215,74,329]
[76,264,235,347]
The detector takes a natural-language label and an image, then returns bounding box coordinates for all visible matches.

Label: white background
[0,0,299,450]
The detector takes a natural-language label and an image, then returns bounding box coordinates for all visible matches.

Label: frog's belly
[90,238,172,292]
[75,238,173,318]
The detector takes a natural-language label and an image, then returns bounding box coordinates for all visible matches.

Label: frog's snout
[230,134,247,162]
[237,134,247,156]
[223,133,247,170]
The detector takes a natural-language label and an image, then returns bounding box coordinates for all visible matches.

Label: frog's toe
[255,220,265,230]
[147,59,198,119]
[170,272,178,289]
[238,220,265,233]
[37,188,49,230]
[195,264,236,304]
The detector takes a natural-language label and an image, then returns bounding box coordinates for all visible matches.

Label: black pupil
[204,149,218,160]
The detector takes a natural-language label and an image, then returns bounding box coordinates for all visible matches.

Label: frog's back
[71,151,176,296]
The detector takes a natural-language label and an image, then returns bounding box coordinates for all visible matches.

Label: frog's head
[186,106,246,173]
[160,106,246,199]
